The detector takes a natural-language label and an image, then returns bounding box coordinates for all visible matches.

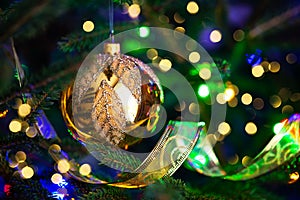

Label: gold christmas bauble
[62,43,164,148]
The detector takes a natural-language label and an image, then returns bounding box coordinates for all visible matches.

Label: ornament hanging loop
[108,0,114,42]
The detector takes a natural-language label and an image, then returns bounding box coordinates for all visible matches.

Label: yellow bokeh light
[51,173,63,184]
[224,88,235,101]
[228,154,239,165]
[189,52,200,63]
[216,93,226,104]
[21,166,34,179]
[253,98,264,110]
[269,95,282,108]
[188,102,200,115]
[128,4,141,19]
[15,151,26,163]
[174,12,185,23]
[174,26,185,33]
[26,126,37,138]
[245,122,257,135]
[242,156,252,167]
[159,15,169,23]
[210,30,222,43]
[159,59,172,72]
[228,97,238,107]
[251,65,264,77]
[49,144,61,153]
[82,21,95,33]
[218,122,231,135]
[261,61,270,72]
[289,172,299,184]
[186,1,199,14]
[57,159,70,173]
[282,105,294,114]
[241,93,252,105]
[233,29,245,41]
[146,48,158,60]
[269,61,280,73]
[290,93,300,102]
[199,68,211,80]
[18,103,31,117]
[185,39,197,51]
[79,163,92,176]
[21,121,29,132]
[286,53,297,64]
[9,119,22,133]
[9,160,19,168]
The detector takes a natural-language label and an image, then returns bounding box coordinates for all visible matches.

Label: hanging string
[108,0,114,42]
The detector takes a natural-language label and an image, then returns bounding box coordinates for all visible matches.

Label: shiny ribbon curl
[187,113,300,180]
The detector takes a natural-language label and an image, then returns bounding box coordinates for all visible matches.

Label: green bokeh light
[138,26,150,38]
[198,84,209,97]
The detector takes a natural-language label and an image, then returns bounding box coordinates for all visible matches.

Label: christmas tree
[0,0,300,199]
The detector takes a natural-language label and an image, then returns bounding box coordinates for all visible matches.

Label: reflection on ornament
[187,113,300,180]
[72,43,163,147]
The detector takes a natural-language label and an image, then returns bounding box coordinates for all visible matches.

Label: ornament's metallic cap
[104,43,120,55]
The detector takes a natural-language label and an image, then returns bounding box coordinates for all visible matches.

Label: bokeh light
[290,93,300,102]
[282,105,294,114]
[128,4,141,19]
[21,166,34,179]
[224,88,235,101]
[286,53,297,64]
[188,102,200,115]
[218,122,231,135]
[57,159,70,173]
[241,93,252,105]
[146,48,158,60]
[18,103,31,117]
[252,65,264,77]
[138,26,150,38]
[245,122,257,135]
[79,164,92,176]
[216,93,226,104]
[15,151,26,163]
[174,12,185,23]
[233,29,245,41]
[228,154,239,165]
[269,61,280,73]
[209,30,222,43]
[9,119,22,133]
[228,97,238,107]
[185,39,197,51]
[269,95,282,108]
[175,26,185,33]
[26,126,37,138]
[198,84,209,97]
[51,173,63,184]
[242,156,252,167]
[253,98,264,110]
[189,52,200,63]
[199,68,211,80]
[82,21,94,32]
[273,122,284,134]
[159,59,172,72]
[186,1,199,14]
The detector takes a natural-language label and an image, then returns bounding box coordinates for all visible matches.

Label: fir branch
[58,24,137,53]
[113,0,133,5]
[7,176,52,200]
[80,187,129,200]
